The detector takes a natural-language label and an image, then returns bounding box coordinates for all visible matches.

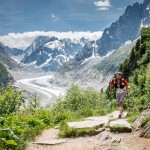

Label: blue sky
[0,0,143,35]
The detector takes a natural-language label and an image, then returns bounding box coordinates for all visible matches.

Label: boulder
[140,121,150,138]
[109,119,132,133]
[68,116,109,129]
[133,109,150,130]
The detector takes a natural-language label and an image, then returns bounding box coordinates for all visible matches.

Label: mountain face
[0,63,14,87]
[22,36,50,59]
[55,40,136,89]
[60,0,150,72]
[53,0,150,89]
[0,43,20,70]
[59,41,99,73]
[20,36,89,71]
[2,46,23,57]
[96,0,150,56]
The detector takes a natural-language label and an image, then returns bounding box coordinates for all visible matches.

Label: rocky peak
[96,0,149,56]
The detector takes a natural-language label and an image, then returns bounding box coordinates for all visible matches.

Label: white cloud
[0,31,103,49]
[51,13,58,22]
[94,0,111,10]
[116,7,125,11]
[94,0,111,7]
[97,7,109,10]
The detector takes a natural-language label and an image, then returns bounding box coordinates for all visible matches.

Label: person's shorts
[116,91,126,103]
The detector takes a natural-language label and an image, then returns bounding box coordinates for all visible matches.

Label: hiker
[109,72,128,118]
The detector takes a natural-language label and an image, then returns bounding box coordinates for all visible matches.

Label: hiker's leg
[119,101,124,115]
[119,92,126,116]
[116,93,121,108]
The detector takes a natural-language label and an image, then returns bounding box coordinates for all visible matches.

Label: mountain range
[0,42,21,70]
[61,0,150,71]
[52,0,150,89]
[3,36,88,71]
[0,0,150,89]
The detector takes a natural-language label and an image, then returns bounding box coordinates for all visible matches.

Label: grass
[110,125,132,133]
[59,122,104,138]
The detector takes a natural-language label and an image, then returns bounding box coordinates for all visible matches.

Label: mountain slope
[52,41,136,89]
[54,0,150,89]
[95,40,137,74]
[119,27,150,79]
[22,36,51,60]
[0,42,24,63]
[60,0,150,75]
[59,41,99,73]
[97,0,150,56]
[0,43,20,70]
[20,36,89,71]
[0,63,14,87]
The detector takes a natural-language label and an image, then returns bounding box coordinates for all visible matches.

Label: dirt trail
[27,111,150,150]
[27,128,150,150]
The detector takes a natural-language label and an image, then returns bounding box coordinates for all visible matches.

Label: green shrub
[0,84,23,116]
[59,122,100,137]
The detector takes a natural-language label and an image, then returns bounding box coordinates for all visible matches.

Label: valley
[13,72,66,106]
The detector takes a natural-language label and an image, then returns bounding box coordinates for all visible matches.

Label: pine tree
[130,47,135,60]
[119,64,123,72]
[139,43,146,57]
[135,39,140,51]
[133,72,138,85]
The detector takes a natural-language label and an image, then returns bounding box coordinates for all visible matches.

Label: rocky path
[27,111,150,150]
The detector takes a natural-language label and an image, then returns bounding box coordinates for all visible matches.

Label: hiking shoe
[118,115,122,119]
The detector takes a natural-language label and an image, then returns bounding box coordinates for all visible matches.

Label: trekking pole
[110,94,113,117]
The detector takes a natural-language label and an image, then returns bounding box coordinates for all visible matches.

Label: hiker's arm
[124,80,129,96]
[124,80,128,89]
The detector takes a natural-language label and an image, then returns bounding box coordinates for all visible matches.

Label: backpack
[114,78,125,89]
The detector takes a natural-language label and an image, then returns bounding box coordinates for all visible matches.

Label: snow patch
[103,50,115,59]
[44,40,64,51]
[123,40,132,46]
[40,54,52,68]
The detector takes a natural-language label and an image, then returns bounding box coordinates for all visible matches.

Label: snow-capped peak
[44,40,65,51]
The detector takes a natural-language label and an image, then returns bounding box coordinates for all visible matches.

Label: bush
[0,85,23,116]
[53,84,109,118]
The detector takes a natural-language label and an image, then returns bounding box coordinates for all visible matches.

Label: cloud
[97,7,109,10]
[94,0,111,10]
[51,13,58,22]
[0,31,103,49]
[94,0,111,7]
[116,7,125,11]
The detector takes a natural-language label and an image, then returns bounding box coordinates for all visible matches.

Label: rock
[140,121,150,138]
[133,116,145,129]
[109,119,132,133]
[95,128,105,134]
[111,138,121,143]
[106,128,110,131]
[33,139,67,145]
[54,126,59,129]
[133,109,150,130]
[100,134,112,142]
[141,109,150,116]
[68,116,109,129]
